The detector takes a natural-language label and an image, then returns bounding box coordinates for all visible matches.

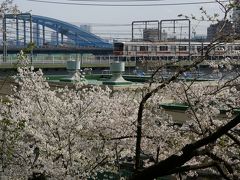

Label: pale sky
[14,0,226,39]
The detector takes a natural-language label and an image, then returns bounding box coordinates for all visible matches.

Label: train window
[234,46,240,50]
[140,46,148,51]
[179,46,187,51]
[114,43,124,51]
[215,46,225,51]
[220,46,225,50]
[203,46,208,51]
[124,45,128,51]
[197,46,202,52]
[190,46,195,51]
[160,46,168,51]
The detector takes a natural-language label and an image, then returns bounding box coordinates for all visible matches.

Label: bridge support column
[16,16,19,46]
[61,33,63,44]
[23,20,26,47]
[29,14,33,64]
[42,24,45,45]
[80,54,83,67]
[36,22,40,47]
[56,25,59,46]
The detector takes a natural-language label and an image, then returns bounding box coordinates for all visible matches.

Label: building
[143,29,167,41]
[232,1,240,34]
[191,35,207,42]
[143,29,159,41]
[207,20,233,41]
[79,24,91,33]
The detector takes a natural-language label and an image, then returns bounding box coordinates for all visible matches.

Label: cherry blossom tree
[0,0,19,18]
[132,1,240,180]
[0,54,239,179]
[0,52,180,179]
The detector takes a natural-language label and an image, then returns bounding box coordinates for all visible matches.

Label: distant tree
[0,0,19,18]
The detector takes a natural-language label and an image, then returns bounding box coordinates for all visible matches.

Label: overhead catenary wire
[68,0,167,1]
[77,23,131,27]
[27,0,228,7]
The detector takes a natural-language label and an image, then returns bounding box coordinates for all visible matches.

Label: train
[113,40,240,60]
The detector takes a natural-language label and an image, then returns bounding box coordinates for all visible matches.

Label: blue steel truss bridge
[1,13,113,57]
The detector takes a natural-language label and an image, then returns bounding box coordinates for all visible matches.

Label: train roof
[114,41,240,45]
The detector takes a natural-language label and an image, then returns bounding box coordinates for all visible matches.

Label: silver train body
[113,41,240,60]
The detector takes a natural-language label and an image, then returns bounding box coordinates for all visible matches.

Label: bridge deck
[0,47,113,55]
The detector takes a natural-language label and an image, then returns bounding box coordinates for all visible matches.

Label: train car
[113,40,240,60]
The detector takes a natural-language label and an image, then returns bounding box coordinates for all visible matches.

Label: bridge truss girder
[3,13,112,49]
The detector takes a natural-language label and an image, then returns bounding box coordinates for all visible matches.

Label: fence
[0,55,137,67]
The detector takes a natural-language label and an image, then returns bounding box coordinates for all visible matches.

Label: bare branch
[165,161,217,176]
[226,132,240,146]
[131,113,240,180]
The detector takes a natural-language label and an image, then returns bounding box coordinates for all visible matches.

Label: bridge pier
[23,20,26,47]
[16,17,19,47]
[42,24,45,45]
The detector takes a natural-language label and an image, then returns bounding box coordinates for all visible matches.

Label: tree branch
[204,151,233,174]
[131,113,240,180]
[226,132,240,146]
[165,161,217,175]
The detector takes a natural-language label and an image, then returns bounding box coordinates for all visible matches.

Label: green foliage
[22,42,36,54]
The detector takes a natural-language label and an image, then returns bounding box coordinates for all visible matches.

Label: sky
[13,0,227,39]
